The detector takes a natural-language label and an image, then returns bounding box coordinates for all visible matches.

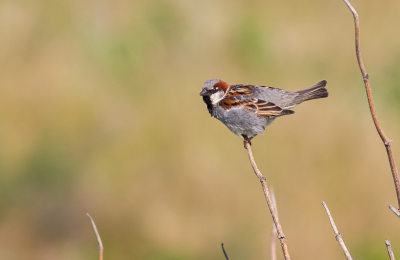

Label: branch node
[343,0,400,211]
[385,139,393,147]
[322,201,353,260]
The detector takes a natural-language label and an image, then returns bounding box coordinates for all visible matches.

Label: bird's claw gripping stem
[242,135,254,148]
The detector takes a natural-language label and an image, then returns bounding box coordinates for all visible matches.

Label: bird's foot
[242,135,255,148]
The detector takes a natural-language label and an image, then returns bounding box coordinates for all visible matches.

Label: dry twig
[389,205,400,218]
[87,213,104,260]
[243,137,291,260]
[270,187,278,260]
[221,243,229,260]
[322,201,353,260]
[386,240,396,260]
[341,0,400,217]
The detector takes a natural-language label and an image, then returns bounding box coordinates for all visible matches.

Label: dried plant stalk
[341,0,400,217]
[221,243,229,260]
[87,213,104,260]
[322,202,353,260]
[270,188,278,260]
[385,240,396,260]
[243,138,291,260]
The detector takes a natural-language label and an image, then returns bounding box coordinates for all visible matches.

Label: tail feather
[291,80,328,105]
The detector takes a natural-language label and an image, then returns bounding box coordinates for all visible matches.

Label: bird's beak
[199,89,209,96]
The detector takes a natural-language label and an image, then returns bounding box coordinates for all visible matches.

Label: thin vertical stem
[87,213,104,260]
[221,243,229,260]
[322,202,353,260]
[244,138,291,260]
[386,240,396,260]
[270,188,278,260]
[341,0,400,216]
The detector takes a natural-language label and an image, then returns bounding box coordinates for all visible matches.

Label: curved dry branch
[243,137,291,260]
[341,0,400,216]
[322,202,353,260]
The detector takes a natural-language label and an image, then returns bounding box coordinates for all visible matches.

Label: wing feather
[220,85,294,117]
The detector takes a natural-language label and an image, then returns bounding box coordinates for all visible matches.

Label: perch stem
[243,137,291,260]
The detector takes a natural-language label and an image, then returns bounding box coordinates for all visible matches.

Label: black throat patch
[202,96,214,116]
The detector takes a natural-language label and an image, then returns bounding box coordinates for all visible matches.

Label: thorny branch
[87,213,104,260]
[341,0,400,217]
[322,202,353,260]
[243,136,291,260]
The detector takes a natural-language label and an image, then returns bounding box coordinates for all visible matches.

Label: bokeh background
[1,0,400,259]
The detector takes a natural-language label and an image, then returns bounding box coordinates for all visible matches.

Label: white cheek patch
[210,88,230,104]
[210,92,223,104]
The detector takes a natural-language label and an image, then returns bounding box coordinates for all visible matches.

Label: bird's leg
[242,134,255,148]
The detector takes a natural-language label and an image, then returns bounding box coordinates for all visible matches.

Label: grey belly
[215,107,275,137]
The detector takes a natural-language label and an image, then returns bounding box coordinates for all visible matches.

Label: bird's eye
[211,88,219,93]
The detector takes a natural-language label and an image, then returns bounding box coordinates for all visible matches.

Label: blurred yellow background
[1,0,400,259]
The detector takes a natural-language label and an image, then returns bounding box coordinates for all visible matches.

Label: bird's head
[199,79,230,105]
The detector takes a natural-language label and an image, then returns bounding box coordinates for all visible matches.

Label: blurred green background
[1,0,400,259]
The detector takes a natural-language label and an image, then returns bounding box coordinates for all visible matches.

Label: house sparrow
[200,79,328,142]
